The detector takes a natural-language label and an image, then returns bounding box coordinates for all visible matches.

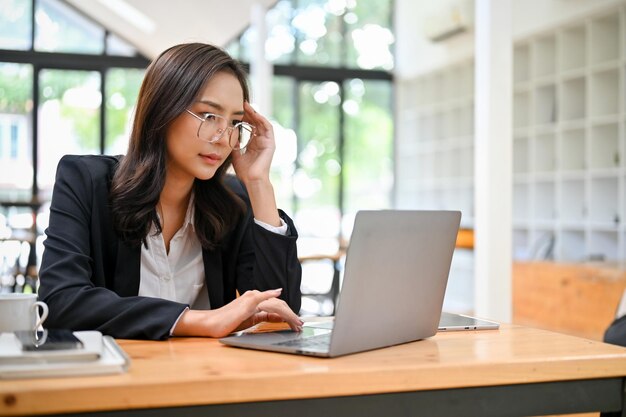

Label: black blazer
[605,316,626,347]
[38,155,302,340]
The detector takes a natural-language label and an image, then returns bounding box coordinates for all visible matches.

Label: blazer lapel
[112,238,224,305]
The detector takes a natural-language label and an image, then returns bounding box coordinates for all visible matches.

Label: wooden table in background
[2,324,626,417]
[514,261,626,341]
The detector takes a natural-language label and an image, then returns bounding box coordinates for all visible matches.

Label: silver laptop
[438,312,499,331]
[220,210,461,358]
[302,311,500,332]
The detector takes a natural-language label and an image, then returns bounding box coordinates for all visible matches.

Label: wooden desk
[514,261,626,340]
[2,324,626,417]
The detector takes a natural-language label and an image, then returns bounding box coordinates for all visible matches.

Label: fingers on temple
[244,102,272,132]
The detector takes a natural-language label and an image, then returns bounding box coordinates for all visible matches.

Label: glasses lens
[232,124,254,149]
[198,117,218,142]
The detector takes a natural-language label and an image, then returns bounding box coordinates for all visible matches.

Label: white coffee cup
[0,293,49,333]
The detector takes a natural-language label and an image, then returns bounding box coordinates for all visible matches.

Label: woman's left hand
[231,101,275,183]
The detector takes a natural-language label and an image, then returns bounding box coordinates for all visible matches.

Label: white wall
[394,0,474,79]
[394,0,625,79]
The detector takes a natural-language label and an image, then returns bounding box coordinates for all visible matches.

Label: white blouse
[138,196,209,309]
[138,195,288,317]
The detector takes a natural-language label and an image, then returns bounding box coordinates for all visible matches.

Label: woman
[38,43,303,340]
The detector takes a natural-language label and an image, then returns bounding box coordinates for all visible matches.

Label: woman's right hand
[172,289,303,338]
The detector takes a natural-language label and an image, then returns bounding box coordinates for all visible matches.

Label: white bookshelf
[396,59,475,227]
[512,5,626,262]
[395,3,626,314]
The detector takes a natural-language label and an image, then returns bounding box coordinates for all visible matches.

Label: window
[34,0,105,54]
[345,0,394,70]
[342,79,393,228]
[37,69,102,198]
[105,68,144,155]
[0,0,32,50]
[0,0,148,201]
[0,63,33,200]
[228,0,394,315]
[10,124,18,158]
[0,0,148,286]
[231,0,394,70]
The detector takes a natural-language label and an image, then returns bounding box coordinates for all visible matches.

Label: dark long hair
[110,43,247,249]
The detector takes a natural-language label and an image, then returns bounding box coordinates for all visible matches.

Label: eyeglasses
[185,109,255,150]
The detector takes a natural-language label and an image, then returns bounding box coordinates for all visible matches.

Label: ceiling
[66,0,277,59]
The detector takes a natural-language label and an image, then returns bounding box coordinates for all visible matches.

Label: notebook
[0,331,101,364]
[0,331,130,379]
[220,210,461,357]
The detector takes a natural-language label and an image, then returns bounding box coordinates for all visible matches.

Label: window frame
[0,0,150,198]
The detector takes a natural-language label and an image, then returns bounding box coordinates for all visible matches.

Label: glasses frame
[185,109,255,150]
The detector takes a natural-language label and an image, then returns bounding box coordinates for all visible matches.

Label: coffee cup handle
[33,301,49,330]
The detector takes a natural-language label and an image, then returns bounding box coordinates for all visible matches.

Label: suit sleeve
[38,156,188,340]
[604,315,626,347]
[228,181,302,313]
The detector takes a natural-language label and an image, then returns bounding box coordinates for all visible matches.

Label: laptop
[302,311,500,332]
[438,312,500,331]
[220,210,461,358]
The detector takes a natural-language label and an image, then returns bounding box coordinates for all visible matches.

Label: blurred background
[1,0,626,341]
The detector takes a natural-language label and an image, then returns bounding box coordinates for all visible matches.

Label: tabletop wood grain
[2,324,626,416]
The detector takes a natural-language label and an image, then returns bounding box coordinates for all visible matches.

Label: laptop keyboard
[274,334,331,350]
